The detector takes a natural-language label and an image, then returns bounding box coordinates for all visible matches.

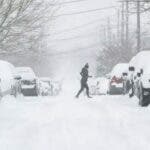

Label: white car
[108,63,129,95]
[15,67,39,96]
[128,51,150,106]
[0,60,19,98]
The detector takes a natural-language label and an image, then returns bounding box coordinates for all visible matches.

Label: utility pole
[104,27,107,43]
[125,0,129,48]
[117,9,120,41]
[107,17,111,43]
[121,1,125,46]
[136,0,141,52]
[101,25,107,43]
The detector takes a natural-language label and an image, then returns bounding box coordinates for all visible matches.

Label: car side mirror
[129,66,135,71]
[137,72,141,77]
[14,75,22,80]
[140,69,143,75]
[122,72,128,76]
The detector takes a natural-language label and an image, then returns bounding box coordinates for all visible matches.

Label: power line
[54,0,87,5]
[47,25,120,43]
[50,0,87,6]
[49,43,100,56]
[49,32,99,42]
[118,0,150,2]
[48,18,107,36]
[54,6,117,17]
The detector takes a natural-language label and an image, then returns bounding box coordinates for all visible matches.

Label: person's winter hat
[85,63,89,68]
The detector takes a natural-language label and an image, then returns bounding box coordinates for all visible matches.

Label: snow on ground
[0,94,150,150]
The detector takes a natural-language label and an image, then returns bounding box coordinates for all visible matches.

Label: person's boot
[75,93,80,98]
[87,90,92,98]
[87,95,92,98]
[75,95,79,98]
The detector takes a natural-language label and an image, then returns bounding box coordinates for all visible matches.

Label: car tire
[139,87,149,107]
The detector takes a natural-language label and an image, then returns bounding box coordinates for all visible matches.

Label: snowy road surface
[0,94,150,150]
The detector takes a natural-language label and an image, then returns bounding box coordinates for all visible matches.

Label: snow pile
[88,77,109,94]
[96,77,109,94]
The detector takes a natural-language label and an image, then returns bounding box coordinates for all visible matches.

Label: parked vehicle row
[128,51,150,107]
[0,60,61,99]
[107,51,150,107]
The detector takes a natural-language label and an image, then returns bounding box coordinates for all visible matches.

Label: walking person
[76,63,92,98]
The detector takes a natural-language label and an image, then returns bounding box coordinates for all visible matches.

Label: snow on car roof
[15,67,36,79]
[111,63,129,77]
[39,77,51,81]
[16,67,34,72]
[129,51,150,74]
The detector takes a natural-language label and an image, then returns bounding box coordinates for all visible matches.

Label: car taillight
[110,76,123,84]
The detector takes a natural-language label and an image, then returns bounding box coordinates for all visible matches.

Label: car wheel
[139,87,149,107]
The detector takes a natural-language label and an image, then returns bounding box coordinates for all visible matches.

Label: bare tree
[0,0,57,54]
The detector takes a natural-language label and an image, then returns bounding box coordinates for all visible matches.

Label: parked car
[39,77,52,96]
[128,51,150,106]
[108,63,129,95]
[0,60,20,99]
[15,67,39,96]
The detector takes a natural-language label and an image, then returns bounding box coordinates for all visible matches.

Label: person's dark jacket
[80,67,89,82]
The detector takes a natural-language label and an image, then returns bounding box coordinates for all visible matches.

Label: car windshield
[21,80,36,85]
[42,80,50,84]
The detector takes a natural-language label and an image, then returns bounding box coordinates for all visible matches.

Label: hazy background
[1,0,149,80]
[46,0,118,79]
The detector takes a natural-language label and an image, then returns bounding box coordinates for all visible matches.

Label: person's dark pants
[76,79,90,97]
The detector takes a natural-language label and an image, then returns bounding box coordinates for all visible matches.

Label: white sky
[48,0,118,49]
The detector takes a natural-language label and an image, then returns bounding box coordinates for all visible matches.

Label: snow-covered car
[16,67,39,96]
[89,77,109,95]
[0,60,20,98]
[108,63,129,95]
[128,51,150,106]
[39,77,52,96]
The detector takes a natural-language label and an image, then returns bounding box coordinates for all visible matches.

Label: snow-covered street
[1,94,150,150]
